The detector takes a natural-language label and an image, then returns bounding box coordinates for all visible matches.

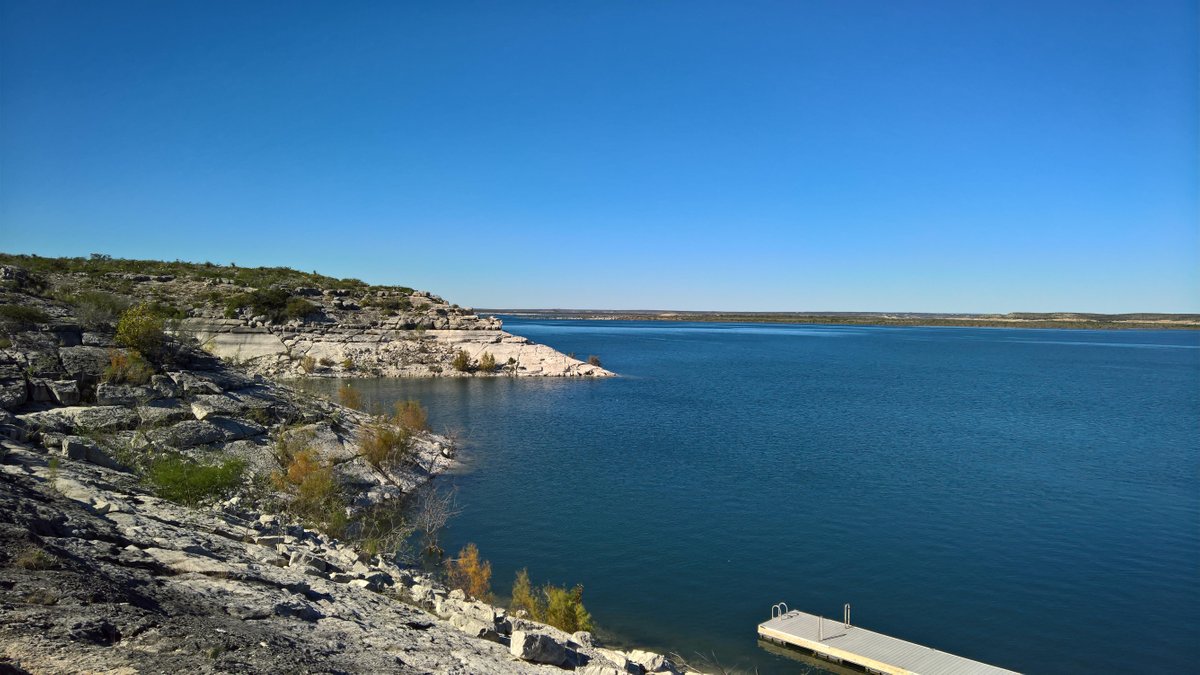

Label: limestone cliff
[0,254,614,378]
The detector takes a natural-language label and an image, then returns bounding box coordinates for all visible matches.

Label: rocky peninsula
[0,255,689,674]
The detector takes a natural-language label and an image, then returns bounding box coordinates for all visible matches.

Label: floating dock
[757,604,1020,675]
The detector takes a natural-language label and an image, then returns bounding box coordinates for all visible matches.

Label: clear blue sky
[2,1,1196,312]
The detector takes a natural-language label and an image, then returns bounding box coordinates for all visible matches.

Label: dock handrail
[771,602,789,619]
[844,603,851,628]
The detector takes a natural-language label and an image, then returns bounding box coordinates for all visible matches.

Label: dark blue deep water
[324,320,1200,673]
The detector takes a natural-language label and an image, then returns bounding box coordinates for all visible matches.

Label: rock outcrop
[186,319,614,378]
[0,256,615,378]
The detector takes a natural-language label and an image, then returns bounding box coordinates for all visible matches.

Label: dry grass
[359,418,412,470]
[394,399,428,431]
[14,546,57,570]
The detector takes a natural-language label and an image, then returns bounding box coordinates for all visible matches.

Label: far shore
[481,309,1200,331]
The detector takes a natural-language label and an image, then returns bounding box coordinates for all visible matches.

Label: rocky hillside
[0,256,689,673]
[0,439,689,674]
[0,254,613,378]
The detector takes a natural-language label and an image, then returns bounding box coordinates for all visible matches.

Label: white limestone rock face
[183,317,616,380]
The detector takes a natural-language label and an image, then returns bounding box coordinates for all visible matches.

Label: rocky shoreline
[0,437,689,674]
[0,257,692,674]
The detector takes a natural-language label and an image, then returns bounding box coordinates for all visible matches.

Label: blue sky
[1,1,1196,312]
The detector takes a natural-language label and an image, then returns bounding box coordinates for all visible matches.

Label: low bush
[395,399,428,431]
[447,543,492,601]
[285,296,317,321]
[225,287,313,323]
[451,349,472,372]
[0,304,49,326]
[359,418,412,470]
[149,456,245,506]
[115,304,166,358]
[273,447,347,535]
[509,569,595,633]
[587,355,602,367]
[14,547,57,570]
[478,351,496,372]
[104,349,154,385]
[70,291,130,328]
[299,355,317,373]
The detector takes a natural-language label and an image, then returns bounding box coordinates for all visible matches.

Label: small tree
[544,584,594,633]
[451,349,472,372]
[508,569,595,633]
[478,351,496,372]
[447,543,492,601]
[587,355,602,367]
[511,568,540,619]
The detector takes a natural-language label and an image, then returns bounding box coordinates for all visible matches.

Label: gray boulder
[95,382,157,406]
[0,379,27,410]
[61,435,128,471]
[48,380,80,405]
[509,630,567,665]
[190,393,246,420]
[627,650,673,673]
[58,346,109,380]
[147,417,265,449]
[20,405,138,433]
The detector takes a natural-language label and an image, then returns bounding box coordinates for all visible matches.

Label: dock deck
[758,608,1019,675]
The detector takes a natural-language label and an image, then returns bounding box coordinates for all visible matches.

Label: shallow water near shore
[308,320,1200,674]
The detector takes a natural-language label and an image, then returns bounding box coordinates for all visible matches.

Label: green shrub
[478,351,496,372]
[225,287,312,323]
[0,304,49,326]
[149,456,245,506]
[543,584,594,633]
[508,569,595,633]
[285,297,316,320]
[587,355,602,367]
[451,349,472,372]
[115,304,166,358]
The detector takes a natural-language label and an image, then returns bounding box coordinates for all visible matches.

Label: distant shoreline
[480,309,1200,331]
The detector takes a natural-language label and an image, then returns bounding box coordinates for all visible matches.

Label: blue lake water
[321,320,1200,673]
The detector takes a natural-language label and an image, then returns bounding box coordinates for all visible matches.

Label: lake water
[313,319,1200,673]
